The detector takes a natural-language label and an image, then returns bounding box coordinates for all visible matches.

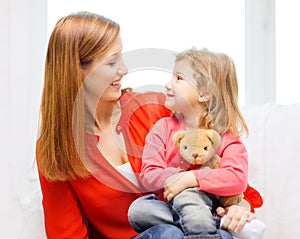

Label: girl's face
[165,59,201,113]
[83,36,128,102]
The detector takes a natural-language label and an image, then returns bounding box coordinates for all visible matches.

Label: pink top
[140,116,248,197]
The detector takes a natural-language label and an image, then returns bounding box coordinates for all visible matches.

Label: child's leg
[220,216,266,239]
[128,194,174,232]
[131,224,184,239]
[170,187,221,238]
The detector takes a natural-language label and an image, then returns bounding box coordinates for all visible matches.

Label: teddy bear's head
[173,129,220,165]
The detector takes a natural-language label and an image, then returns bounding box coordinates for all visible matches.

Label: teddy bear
[173,128,243,207]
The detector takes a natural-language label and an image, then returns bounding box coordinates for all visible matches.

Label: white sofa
[241,102,300,238]
[9,102,300,238]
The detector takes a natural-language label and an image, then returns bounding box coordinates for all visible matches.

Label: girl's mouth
[166,92,174,97]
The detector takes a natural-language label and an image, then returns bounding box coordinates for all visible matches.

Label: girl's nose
[165,79,173,90]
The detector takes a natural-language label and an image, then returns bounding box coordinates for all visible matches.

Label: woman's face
[83,36,128,103]
[165,59,200,113]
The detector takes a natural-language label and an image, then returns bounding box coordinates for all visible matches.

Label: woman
[36,11,262,239]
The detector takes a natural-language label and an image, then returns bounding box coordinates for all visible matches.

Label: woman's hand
[216,200,256,233]
[163,171,198,201]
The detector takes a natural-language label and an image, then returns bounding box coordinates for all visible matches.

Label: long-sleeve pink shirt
[140,116,248,197]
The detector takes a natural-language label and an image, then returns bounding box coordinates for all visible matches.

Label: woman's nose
[117,67,128,76]
[117,57,128,76]
[117,65,128,76]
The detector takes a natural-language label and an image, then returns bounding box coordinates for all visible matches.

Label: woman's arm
[39,173,89,239]
[243,184,263,212]
[216,184,263,232]
[216,200,255,233]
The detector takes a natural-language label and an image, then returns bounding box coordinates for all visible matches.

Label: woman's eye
[108,61,117,66]
[107,56,118,66]
[177,75,184,81]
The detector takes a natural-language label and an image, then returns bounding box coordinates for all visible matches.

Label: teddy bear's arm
[218,194,243,207]
[202,155,220,169]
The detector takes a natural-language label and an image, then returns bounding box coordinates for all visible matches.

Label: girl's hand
[216,202,256,233]
[163,171,198,201]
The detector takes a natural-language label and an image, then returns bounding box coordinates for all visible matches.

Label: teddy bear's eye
[183,145,188,150]
[204,146,208,151]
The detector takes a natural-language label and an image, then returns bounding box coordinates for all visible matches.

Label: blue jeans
[128,188,232,239]
[131,224,184,239]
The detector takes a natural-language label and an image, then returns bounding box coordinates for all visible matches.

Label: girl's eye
[177,75,184,81]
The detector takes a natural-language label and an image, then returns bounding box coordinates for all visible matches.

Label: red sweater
[37,91,262,239]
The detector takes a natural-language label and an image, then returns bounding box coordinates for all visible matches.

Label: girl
[128,48,265,239]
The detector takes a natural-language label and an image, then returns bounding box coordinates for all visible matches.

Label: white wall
[245,0,276,105]
[0,0,47,237]
[47,0,247,104]
[275,0,300,104]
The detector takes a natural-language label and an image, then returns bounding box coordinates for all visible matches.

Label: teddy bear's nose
[192,153,198,158]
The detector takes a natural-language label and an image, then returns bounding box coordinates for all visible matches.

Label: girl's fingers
[216,207,226,217]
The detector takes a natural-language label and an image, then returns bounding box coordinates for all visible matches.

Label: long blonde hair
[37,12,120,181]
[176,48,248,137]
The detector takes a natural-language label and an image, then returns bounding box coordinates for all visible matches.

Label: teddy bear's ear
[206,129,221,148]
[173,130,185,147]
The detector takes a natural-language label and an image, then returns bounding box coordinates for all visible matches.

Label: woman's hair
[176,48,248,137]
[37,12,120,181]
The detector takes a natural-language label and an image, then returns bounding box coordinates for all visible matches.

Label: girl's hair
[176,48,248,137]
[37,12,120,181]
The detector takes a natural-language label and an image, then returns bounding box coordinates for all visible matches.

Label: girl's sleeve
[243,184,264,212]
[140,120,183,192]
[195,134,248,196]
[39,173,89,239]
